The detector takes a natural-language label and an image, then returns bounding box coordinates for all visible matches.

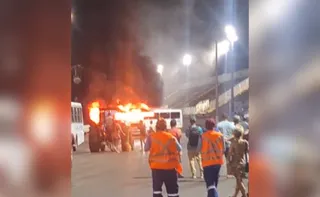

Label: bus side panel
[71,105,85,146]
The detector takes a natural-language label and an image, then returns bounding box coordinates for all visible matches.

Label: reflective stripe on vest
[149,138,178,163]
[201,135,223,162]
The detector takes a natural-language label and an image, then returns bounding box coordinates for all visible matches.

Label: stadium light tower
[225,25,238,116]
[182,54,192,66]
[214,25,238,121]
[217,40,231,57]
[225,25,238,44]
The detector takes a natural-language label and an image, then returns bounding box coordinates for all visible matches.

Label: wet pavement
[72,135,247,197]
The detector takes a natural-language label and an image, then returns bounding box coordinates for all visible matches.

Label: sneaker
[192,175,196,179]
[200,175,204,179]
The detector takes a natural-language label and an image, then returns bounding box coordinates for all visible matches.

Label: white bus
[71,102,85,151]
[144,108,183,130]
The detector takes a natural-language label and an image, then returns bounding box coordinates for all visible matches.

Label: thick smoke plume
[72,0,163,107]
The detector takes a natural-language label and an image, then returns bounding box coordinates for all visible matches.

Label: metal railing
[182,78,249,115]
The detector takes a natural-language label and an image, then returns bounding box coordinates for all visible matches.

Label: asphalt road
[72,135,247,197]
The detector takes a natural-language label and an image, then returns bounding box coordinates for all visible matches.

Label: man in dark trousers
[197,119,225,197]
[145,119,182,197]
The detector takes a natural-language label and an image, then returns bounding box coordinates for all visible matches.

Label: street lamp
[182,54,192,106]
[225,25,238,43]
[214,25,238,122]
[182,54,192,66]
[224,25,238,116]
[157,64,164,76]
[217,40,231,57]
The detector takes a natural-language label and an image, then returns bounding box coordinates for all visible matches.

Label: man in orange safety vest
[197,118,225,197]
[145,118,182,197]
[168,119,183,178]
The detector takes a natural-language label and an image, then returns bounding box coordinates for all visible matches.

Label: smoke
[72,0,163,107]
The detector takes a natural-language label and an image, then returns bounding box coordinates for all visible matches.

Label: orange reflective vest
[149,132,180,170]
[200,131,224,167]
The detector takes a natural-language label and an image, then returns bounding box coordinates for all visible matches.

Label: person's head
[139,120,143,125]
[221,113,228,121]
[205,118,216,130]
[190,116,196,125]
[156,118,167,132]
[233,126,244,139]
[233,115,241,124]
[150,120,153,125]
[170,119,177,128]
[244,114,249,122]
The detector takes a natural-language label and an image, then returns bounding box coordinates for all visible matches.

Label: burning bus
[87,101,154,152]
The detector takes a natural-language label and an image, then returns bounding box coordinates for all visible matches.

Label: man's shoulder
[207,131,223,137]
[164,132,176,138]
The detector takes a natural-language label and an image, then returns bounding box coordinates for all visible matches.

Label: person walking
[197,119,224,197]
[169,119,183,178]
[217,113,235,177]
[145,119,181,197]
[185,116,203,179]
[228,127,248,197]
[233,115,245,131]
[138,120,147,151]
[148,120,155,134]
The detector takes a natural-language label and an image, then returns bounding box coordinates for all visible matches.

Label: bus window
[144,112,158,120]
[159,112,170,119]
[76,108,81,123]
[171,112,180,119]
[71,107,75,123]
[79,109,83,122]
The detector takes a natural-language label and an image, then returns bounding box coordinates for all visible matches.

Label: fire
[117,102,150,113]
[89,101,100,124]
[115,102,153,123]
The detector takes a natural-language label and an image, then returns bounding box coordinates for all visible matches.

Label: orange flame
[117,102,150,113]
[89,101,100,124]
[115,102,153,123]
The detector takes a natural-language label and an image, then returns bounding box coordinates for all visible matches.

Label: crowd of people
[98,112,249,197]
[144,113,249,197]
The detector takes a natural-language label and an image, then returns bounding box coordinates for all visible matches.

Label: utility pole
[230,44,234,115]
[215,41,219,122]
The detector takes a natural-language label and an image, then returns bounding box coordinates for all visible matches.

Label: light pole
[224,25,238,115]
[214,40,230,122]
[182,54,192,106]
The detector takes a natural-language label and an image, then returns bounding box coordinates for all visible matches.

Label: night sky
[71,0,248,107]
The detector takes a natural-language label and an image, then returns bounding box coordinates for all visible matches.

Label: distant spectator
[185,116,203,179]
[228,127,248,197]
[217,113,236,177]
[169,119,182,143]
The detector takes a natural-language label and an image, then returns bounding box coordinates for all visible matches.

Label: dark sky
[71,0,248,106]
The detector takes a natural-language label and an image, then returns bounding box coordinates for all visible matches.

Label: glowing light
[89,102,100,124]
[115,102,152,123]
[225,25,238,43]
[117,102,150,113]
[157,64,164,75]
[218,40,231,57]
[182,54,192,66]
[115,112,154,123]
